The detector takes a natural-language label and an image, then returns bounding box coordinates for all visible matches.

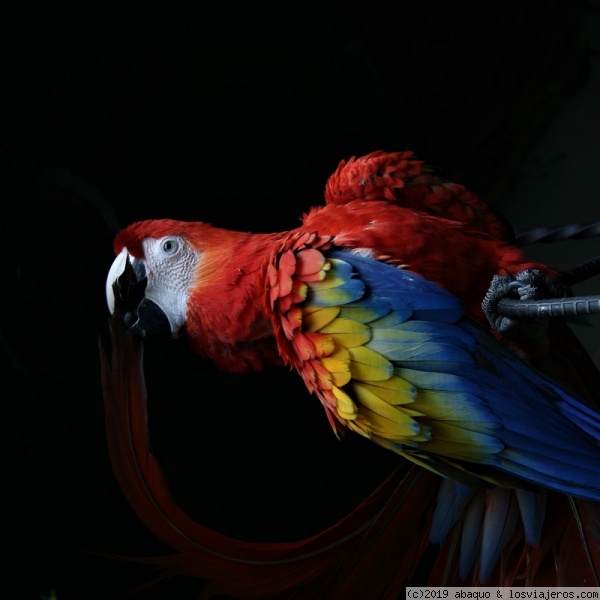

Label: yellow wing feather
[268,236,507,479]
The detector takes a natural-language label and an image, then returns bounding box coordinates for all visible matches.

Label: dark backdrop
[2,2,597,599]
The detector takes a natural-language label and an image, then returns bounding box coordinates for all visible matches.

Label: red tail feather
[100,284,439,597]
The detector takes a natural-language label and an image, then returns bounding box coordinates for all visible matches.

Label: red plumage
[303,201,544,326]
[324,150,514,241]
[101,150,600,596]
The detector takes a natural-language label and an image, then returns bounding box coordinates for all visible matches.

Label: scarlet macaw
[103,150,600,597]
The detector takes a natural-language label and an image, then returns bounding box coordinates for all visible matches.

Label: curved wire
[559,256,600,287]
[515,221,600,245]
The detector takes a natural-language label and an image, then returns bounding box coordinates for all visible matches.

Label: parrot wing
[324,150,514,241]
[267,231,600,583]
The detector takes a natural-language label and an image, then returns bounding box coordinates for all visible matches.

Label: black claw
[482,270,572,344]
[482,274,521,334]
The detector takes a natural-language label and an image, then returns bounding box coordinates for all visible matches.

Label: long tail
[99,275,438,598]
[100,318,600,593]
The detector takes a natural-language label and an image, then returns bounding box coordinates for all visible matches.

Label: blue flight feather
[515,489,547,546]
[430,479,475,544]
[479,488,519,583]
[323,249,600,501]
[459,491,485,581]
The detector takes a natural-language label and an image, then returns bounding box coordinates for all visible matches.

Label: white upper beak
[106,248,131,314]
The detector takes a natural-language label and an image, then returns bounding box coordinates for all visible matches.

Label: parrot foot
[482,269,570,340]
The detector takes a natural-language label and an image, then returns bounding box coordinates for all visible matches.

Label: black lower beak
[109,255,172,338]
[124,298,172,337]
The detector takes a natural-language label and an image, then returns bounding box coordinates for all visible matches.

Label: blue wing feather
[328,250,464,323]
[325,250,600,501]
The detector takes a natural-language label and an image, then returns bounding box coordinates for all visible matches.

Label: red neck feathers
[183,225,286,372]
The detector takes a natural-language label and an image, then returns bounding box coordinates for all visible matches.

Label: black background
[2,2,599,599]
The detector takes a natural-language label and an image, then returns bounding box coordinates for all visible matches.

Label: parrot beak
[106,249,172,337]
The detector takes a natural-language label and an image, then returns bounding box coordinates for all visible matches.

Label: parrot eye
[161,237,180,256]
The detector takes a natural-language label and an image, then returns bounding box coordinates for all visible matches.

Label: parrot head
[105,219,282,373]
[105,219,207,338]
